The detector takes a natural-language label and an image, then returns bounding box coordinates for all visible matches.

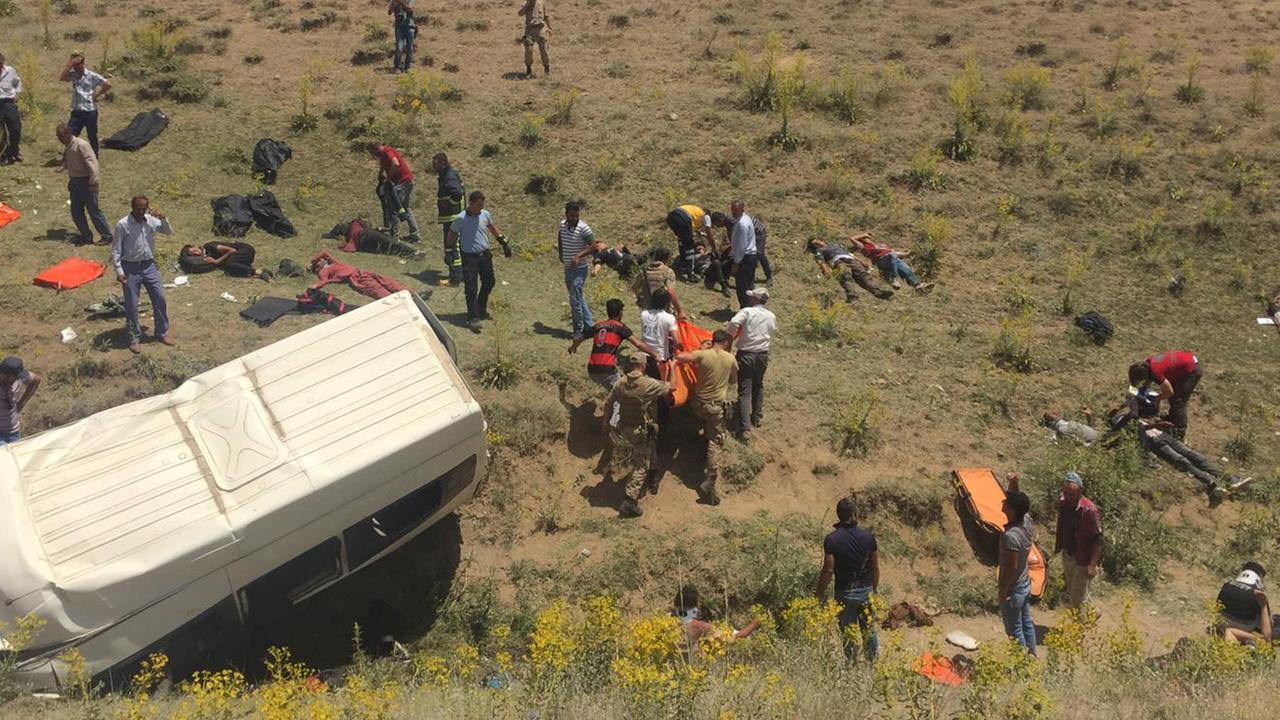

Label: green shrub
[720,438,766,491]
[859,480,947,527]
[524,166,560,201]
[795,299,846,341]
[518,114,544,148]
[547,88,579,126]
[992,317,1036,373]
[995,109,1028,164]
[1003,63,1051,110]
[912,212,951,278]
[873,61,907,108]
[903,146,947,191]
[483,388,565,455]
[735,31,783,112]
[604,60,629,78]
[826,64,862,124]
[940,120,977,161]
[0,0,17,17]
[1197,195,1233,238]
[1105,135,1151,181]
[1175,56,1205,104]
[828,389,881,458]
[593,154,623,191]
[948,54,989,130]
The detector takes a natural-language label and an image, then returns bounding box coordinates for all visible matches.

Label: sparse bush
[484,389,566,456]
[1,614,47,701]
[940,119,977,161]
[1128,207,1168,253]
[174,36,204,55]
[828,388,881,458]
[859,479,947,527]
[903,146,946,191]
[289,73,318,132]
[524,165,560,201]
[593,154,623,190]
[814,162,854,201]
[1003,63,1051,110]
[919,572,993,615]
[795,299,847,341]
[872,61,907,107]
[362,20,389,42]
[995,109,1028,164]
[352,46,393,65]
[0,0,17,17]
[948,54,989,130]
[1105,135,1151,181]
[244,53,264,65]
[826,64,862,124]
[479,142,500,158]
[1243,73,1266,117]
[735,31,783,112]
[518,113,544,147]
[607,14,629,28]
[547,88,580,125]
[767,56,807,151]
[913,212,951,278]
[1197,195,1233,238]
[394,69,462,114]
[455,19,489,32]
[1100,42,1131,90]
[1245,44,1273,74]
[1175,55,1205,104]
[720,437,765,491]
[205,26,233,40]
[993,316,1036,372]
[604,60,629,78]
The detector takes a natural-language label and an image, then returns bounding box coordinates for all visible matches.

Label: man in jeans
[817,496,880,662]
[725,288,776,436]
[1053,472,1102,609]
[727,200,758,309]
[559,201,596,338]
[851,232,934,293]
[111,196,175,354]
[367,142,420,243]
[387,0,417,73]
[448,192,506,332]
[0,357,40,446]
[57,123,110,245]
[998,488,1037,655]
[59,52,111,157]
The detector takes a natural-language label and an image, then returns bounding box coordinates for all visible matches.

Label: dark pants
[461,250,495,320]
[701,255,730,293]
[1142,429,1223,489]
[666,209,696,276]
[121,259,169,343]
[734,254,758,308]
[644,356,671,430]
[358,230,418,257]
[68,176,110,244]
[393,22,416,72]
[736,351,768,431]
[68,109,99,157]
[442,224,462,281]
[756,234,774,281]
[1166,365,1201,438]
[837,261,894,302]
[0,99,21,161]
[220,247,257,277]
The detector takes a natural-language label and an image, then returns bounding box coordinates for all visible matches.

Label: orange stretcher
[669,320,714,407]
[915,653,967,686]
[952,468,1048,599]
[0,203,20,229]
[34,257,105,291]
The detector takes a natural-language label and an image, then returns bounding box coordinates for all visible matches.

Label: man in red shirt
[366,142,421,244]
[569,298,659,425]
[851,232,934,294]
[1128,350,1200,438]
[1053,472,1102,609]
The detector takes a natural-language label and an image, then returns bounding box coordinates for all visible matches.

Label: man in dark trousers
[727,200,759,309]
[0,53,23,165]
[817,496,880,662]
[1128,350,1201,439]
[434,153,465,284]
[59,52,111,157]
[447,192,507,332]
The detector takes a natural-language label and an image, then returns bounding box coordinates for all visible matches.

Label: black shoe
[525,66,534,78]
[468,318,482,333]
[544,64,551,75]
[618,498,643,518]
[696,481,721,506]
[259,269,274,281]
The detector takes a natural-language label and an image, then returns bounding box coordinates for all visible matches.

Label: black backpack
[1074,311,1114,346]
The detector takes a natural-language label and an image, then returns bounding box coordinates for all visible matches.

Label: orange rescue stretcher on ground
[952,468,1048,600]
[668,320,714,407]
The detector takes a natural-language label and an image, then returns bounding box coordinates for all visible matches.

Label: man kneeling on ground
[1217,562,1277,647]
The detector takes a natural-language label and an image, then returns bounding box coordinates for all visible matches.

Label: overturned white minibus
[0,291,485,690]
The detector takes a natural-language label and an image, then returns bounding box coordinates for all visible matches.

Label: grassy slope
[1,0,1279,690]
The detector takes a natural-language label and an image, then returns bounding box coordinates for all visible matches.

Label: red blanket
[0,203,19,229]
[34,257,105,290]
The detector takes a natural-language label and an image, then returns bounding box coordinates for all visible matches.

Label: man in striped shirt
[559,201,596,338]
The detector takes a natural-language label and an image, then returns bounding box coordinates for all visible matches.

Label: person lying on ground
[850,232,934,293]
[310,251,408,300]
[1041,409,1100,446]
[179,243,273,281]
[693,242,732,297]
[632,247,685,317]
[323,218,422,258]
[572,238,636,279]
[1217,561,1276,647]
[673,585,760,648]
[1108,395,1250,503]
[807,238,894,303]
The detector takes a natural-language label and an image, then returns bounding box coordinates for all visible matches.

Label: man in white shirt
[59,53,111,157]
[639,288,680,432]
[111,196,175,353]
[726,288,776,435]
[558,201,595,338]
[728,200,758,309]
[0,53,22,165]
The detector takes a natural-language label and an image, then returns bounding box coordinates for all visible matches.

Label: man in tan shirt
[57,123,111,245]
[676,330,738,506]
[604,354,671,518]
[518,0,551,78]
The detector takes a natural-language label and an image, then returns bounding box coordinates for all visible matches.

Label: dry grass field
[2,0,1280,715]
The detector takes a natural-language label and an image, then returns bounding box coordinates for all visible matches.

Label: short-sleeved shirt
[585,320,631,375]
[688,348,737,404]
[858,242,895,263]
[69,69,106,112]
[1056,495,1102,566]
[727,306,776,353]
[522,0,548,26]
[451,209,493,254]
[1,372,32,434]
[640,309,677,361]
[377,146,414,184]
[824,523,878,595]
[558,219,595,267]
[678,205,713,235]
[1147,351,1198,384]
[1001,515,1037,586]
[815,244,855,265]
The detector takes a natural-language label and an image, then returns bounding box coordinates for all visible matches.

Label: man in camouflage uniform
[676,330,739,506]
[604,354,670,518]
[518,0,552,78]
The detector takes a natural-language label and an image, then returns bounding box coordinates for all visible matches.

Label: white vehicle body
[0,291,484,690]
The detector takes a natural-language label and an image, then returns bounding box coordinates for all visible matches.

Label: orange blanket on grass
[0,203,20,229]
[34,257,105,290]
[669,320,714,407]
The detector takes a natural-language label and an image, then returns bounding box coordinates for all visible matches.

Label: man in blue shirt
[817,496,880,661]
[447,191,507,332]
[59,53,111,157]
[111,196,175,353]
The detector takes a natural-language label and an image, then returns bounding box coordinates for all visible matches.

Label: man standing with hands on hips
[59,52,111,157]
[111,196,175,354]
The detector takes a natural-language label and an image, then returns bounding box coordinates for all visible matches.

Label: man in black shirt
[817,496,880,661]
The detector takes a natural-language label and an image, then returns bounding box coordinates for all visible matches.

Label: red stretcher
[34,257,105,291]
[952,468,1048,600]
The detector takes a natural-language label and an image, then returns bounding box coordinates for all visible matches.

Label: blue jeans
[564,264,594,338]
[875,254,920,287]
[0,431,20,446]
[393,23,416,71]
[837,585,879,662]
[68,176,111,244]
[1000,577,1037,655]
[121,259,170,343]
[68,109,99,157]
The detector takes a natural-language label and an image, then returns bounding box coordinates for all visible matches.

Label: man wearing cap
[0,357,41,446]
[676,330,738,506]
[725,287,776,436]
[1217,562,1275,646]
[1128,350,1200,439]
[603,354,671,518]
[1053,472,1102,609]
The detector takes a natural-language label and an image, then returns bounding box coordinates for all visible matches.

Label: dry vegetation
[2,0,1280,716]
